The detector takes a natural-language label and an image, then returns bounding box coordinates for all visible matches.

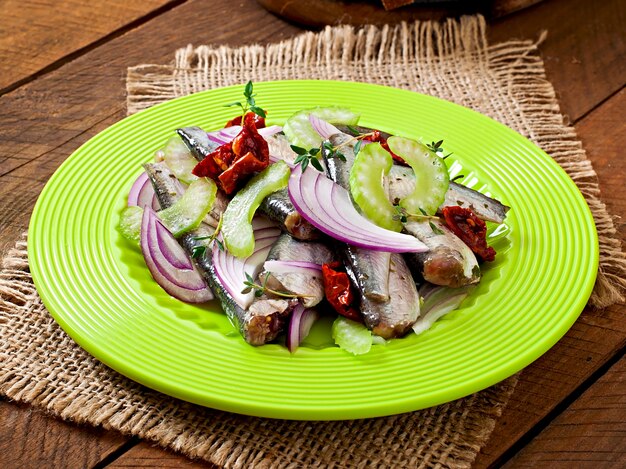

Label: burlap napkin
[2,15,625,469]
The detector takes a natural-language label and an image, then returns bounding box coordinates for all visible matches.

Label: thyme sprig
[225,80,266,122]
[241,272,301,299]
[392,206,441,223]
[191,215,224,258]
[291,145,324,172]
[426,139,453,160]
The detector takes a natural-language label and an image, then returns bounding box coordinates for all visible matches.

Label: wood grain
[0,0,179,93]
[488,0,626,123]
[0,1,300,467]
[475,86,626,468]
[0,0,623,467]
[108,442,216,468]
[0,399,129,469]
[503,355,626,468]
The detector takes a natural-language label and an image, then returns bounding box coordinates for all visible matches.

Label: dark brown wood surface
[0,0,624,467]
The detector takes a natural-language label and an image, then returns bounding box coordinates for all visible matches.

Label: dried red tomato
[231,112,269,165]
[218,151,267,194]
[192,144,232,179]
[442,206,496,262]
[224,113,266,129]
[364,130,407,165]
[322,262,361,322]
[192,112,269,194]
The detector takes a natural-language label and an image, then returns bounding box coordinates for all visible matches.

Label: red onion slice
[140,207,213,303]
[308,114,341,139]
[263,260,322,276]
[128,172,159,210]
[288,165,428,252]
[286,304,320,353]
[212,217,282,308]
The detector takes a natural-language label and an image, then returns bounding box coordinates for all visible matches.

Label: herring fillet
[177,126,319,240]
[404,219,480,288]
[144,161,295,345]
[259,233,334,307]
[324,133,420,338]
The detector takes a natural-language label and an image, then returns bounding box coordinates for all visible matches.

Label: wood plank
[489,0,626,123]
[0,0,623,467]
[0,1,301,467]
[475,87,626,468]
[0,399,129,469]
[503,356,626,468]
[108,442,216,468]
[0,0,179,93]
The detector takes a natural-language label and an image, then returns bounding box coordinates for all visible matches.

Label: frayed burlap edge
[1,237,518,468]
[2,14,623,469]
[128,16,626,308]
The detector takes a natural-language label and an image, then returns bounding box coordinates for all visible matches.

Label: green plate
[28,81,598,420]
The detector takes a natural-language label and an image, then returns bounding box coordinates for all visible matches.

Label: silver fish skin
[323,133,392,301]
[265,133,298,166]
[259,189,320,240]
[403,218,480,288]
[360,253,420,339]
[177,126,319,240]
[143,162,295,345]
[388,165,509,224]
[259,233,334,307]
[176,126,220,160]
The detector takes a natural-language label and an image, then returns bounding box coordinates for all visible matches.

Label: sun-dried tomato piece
[224,113,266,129]
[365,130,407,165]
[322,262,361,322]
[192,112,270,193]
[218,151,268,194]
[232,113,269,164]
[192,144,232,179]
[442,206,496,262]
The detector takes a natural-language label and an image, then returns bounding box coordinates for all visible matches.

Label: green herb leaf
[301,158,309,171]
[215,238,225,252]
[245,272,254,284]
[191,246,206,259]
[310,157,324,172]
[418,207,428,216]
[250,105,266,118]
[429,221,444,235]
[309,148,320,155]
[290,145,308,155]
[353,140,363,155]
[241,286,252,294]
[346,125,360,136]
[225,101,243,108]
[244,81,253,99]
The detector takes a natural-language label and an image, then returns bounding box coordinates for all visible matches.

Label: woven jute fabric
[2,15,625,468]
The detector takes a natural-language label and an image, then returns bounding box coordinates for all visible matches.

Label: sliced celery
[162,134,199,184]
[222,161,290,258]
[118,206,143,246]
[283,107,360,149]
[332,317,372,355]
[386,136,449,215]
[158,178,217,237]
[349,142,402,232]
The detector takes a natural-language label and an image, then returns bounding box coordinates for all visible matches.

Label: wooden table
[1,0,624,467]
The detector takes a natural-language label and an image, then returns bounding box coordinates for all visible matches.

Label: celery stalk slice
[158,178,217,237]
[222,161,291,258]
[386,136,449,216]
[349,142,402,232]
[283,107,360,149]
